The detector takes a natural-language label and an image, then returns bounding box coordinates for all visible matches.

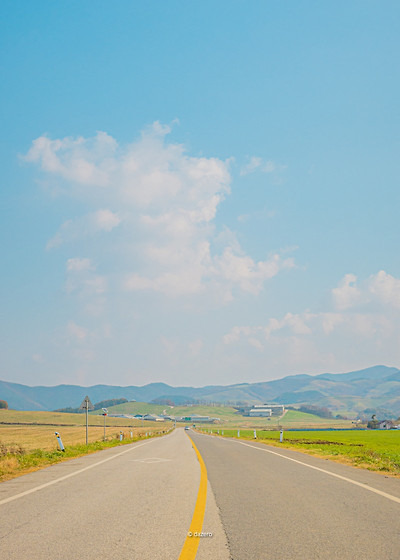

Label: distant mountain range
[1,365,400,417]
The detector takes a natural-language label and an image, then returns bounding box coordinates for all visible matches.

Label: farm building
[237,404,285,417]
[379,420,393,429]
[249,408,271,417]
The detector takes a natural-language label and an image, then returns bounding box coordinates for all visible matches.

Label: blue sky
[1,1,400,388]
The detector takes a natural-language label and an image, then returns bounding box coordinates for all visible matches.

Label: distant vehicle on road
[184,426,190,430]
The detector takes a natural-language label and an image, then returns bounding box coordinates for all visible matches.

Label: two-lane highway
[1,428,399,559]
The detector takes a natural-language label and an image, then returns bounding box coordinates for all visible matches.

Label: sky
[1,1,400,388]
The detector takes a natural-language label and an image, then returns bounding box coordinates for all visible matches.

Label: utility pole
[79,396,94,445]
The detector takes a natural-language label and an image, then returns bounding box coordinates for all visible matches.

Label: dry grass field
[0,424,162,452]
[0,409,173,480]
[0,408,154,427]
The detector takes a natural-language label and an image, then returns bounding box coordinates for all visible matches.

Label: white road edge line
[0,439,154,507]
[231,439,400,505]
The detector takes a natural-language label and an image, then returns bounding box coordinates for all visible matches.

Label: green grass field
[198,427,400,475]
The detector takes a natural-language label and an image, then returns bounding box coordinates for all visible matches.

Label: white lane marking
[231,439,400,505]
[0,440,154,507]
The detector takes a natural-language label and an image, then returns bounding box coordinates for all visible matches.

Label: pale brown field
[0,409,154,426]
[0,424,166,452]
[0,409,171,452]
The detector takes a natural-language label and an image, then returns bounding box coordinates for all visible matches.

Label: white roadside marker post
[237,430,240,438]
[102,408,108,442]
[55,432,65,452]
[280,429,284,443]
[120,431,123,441]
[254,430,257,439]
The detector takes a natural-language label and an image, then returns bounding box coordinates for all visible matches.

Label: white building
[249,408,272,417]
[248,404,284,417]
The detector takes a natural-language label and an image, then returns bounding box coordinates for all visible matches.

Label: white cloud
[240,156,262,175]
[224,313,311,348]
[332,273,361,310]
[222,270,400,376]
[66,258,93,272]
[240,156,285,176]
[23,131,117,186]
[213,249,295,296]
[332,270,400,311]
[26,123,295,300]
[320,312,344,335]
[66,258,106,293]
[92,209,121,231]
[47,209,121,249]
[368,270,400,308]
[248,337,264,350]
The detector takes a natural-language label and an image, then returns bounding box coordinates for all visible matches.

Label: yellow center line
[178,435,208,560]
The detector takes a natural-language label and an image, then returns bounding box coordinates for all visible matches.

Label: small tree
[367,414,379,429]
[0,400,8,409]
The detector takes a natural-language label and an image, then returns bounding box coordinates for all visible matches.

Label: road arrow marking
[131,457,172,464]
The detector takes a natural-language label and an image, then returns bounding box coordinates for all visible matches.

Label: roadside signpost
[79,396,94,445]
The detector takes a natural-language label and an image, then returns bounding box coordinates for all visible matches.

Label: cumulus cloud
[213,250,295,297]
[368,270,400,308]
[25,123,295,301]
[332,271,400,311]
[332,273,361,310]
[23,131,117,186]
[222,270,400,374]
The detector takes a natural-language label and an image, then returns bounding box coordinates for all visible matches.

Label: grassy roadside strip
[197,428,400,476]
[0,428,173,482]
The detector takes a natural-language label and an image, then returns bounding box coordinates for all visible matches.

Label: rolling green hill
[2,365,400,418]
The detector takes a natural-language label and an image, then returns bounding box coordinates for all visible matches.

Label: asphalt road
[190,431,400,560]
[1,428,399,559]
